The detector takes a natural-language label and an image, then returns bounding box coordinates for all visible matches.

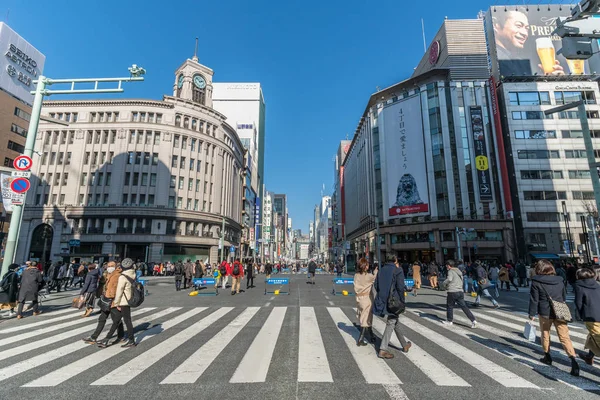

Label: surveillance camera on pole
[552,0,600,59]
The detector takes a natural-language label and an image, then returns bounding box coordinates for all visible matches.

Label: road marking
[370,314,470,386]
[265,302,271,307]
[327,307,401,384]
[0,308,156,362]
[402,313,538,388]
[324,295,330,300]
[1,307,181,384]
[328,301,334,306]
[383,384,410,400]
[23,307,186,387]
[0,308,79,334]
[161,307,260,384]
[298,307,333,382]
[270,296,275,300]
[230,307,287,383]
[93,307,229,386]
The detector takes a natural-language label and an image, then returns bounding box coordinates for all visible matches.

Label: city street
[0,273,598,400]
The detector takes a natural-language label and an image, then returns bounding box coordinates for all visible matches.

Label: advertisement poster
[470,106,493,202]
[485,6,597,77]
[0,173,24,212]
[383,95,430,218]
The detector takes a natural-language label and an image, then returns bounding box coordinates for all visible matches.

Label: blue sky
[1,0,496,233]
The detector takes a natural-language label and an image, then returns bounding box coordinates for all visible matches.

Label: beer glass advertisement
[381,95,430,219]
[485,5,596,78]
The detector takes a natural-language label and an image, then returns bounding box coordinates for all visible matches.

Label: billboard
[0,23,45,105]
[382,95,430,219]
[485,6,597,78]
[470,106,493,202]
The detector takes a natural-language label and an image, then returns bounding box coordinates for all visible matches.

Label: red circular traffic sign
[13,155,33,171]
[10,177,30,194]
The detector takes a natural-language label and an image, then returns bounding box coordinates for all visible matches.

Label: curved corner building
[16,56,246,266]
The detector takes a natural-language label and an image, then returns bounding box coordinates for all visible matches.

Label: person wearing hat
[0,263,20,317]
[16,261,43,319]
[98,258,136,348]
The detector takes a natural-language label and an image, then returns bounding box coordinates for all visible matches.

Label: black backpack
[0,271,13,293]
[122,274,145,307]
[233,264,240,275]
[220,265,227,276]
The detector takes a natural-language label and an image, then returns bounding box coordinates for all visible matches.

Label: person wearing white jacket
[98,258,136,348]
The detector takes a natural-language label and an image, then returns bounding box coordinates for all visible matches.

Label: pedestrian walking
[411,261,421,296]
[16,262,43,319]
[529,260,579,376]
[231,259,243,295]
[82,262,125,345]
[245,259,254,289]
[308,259,317,285]
[80,264,100,317]
[98,258,136,348]
[265,262,273,279]
[428,262,438,290]
[354,258,377,346]
[441,259,478,328]
[183,259,194,289]
[575,267,600,366]
[373,254,411,359]
[0,263,20,317]
[474,262,499,308]
[174,261,184,291]
[516,261,527,287]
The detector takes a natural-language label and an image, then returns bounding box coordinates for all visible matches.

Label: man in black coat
[245,260,254,289]
[373,254,411,359]
[174,262,184,291]
[308,260,317,285]
[16,262,43,319]
[0,263,20,317]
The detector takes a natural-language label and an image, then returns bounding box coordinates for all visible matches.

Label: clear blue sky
[1,0,496,233]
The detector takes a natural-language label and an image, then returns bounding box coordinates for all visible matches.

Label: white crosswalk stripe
[0,308,79,334]
[0,304,596,394]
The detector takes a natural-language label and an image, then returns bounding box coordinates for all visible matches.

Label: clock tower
[173,42,214,108]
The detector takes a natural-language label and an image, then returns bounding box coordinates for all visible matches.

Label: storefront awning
[530,253,560,260]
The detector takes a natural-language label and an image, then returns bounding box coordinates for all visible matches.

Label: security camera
[128,64,146,77]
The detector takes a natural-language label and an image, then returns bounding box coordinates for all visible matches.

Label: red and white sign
[429,41,441,65]
[13,155,33,171]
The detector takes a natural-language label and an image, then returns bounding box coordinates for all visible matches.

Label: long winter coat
[113,268,136,307]
[17,266,43,302]
[529,275,567,319]
[575,278,600,322]
[373,264,406,317]
[0,270,19,304]
[354,271,377,327]
[81,268,100,295]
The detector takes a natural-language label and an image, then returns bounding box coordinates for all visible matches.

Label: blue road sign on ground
[192,278,218,295]
[265,277,290,295]
[332,277,355,296]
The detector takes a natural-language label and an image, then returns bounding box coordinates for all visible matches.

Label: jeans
[446,292,475,323]
[475,288,498,306]
[463,277,470,293]
[380,315,408,351]
[175,279,181,291]
[91,309,123,340]
[246,275,254,288]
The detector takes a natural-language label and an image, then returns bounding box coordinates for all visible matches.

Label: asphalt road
[0,272,598,400]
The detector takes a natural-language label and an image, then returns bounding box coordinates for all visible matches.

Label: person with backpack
[173,261,184,291]
[98,258,137,348]
[231,259,244,295]
[0,263,20,317]
[441,259,478,328]
[308,259,317,285]
[220,261,229,290]
[373,254,411,359]
[245,259,254,289]
[16,261,43,319]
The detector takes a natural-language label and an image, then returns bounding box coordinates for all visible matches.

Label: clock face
[193,75,206,89]
[177,74,184,88]
[429,41,440,65]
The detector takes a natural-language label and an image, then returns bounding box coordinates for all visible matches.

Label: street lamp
[455,227,475,263]
[0,66,145,277]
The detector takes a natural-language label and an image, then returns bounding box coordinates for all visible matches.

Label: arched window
[175,115,181,127]
[184,118,189,129]
[193,87,205,105]
[191,119,197,130]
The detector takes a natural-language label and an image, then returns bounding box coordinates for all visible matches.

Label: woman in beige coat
[354,258,378,346]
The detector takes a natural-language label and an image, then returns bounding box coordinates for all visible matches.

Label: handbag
[523,321,536,342]
[541,284,572,322]
[97,295,113,312]
[387,272,405,315]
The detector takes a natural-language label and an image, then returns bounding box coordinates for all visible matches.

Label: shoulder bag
[541,284,572,322]
[387,271,405,315]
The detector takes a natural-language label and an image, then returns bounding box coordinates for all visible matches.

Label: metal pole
[455,227,462,261]
[1,76,46,277]
[375,216,381,268]
[562,201,574,258]
[219,217,225,262]
[581,215,591,264]
[579,102,600,214]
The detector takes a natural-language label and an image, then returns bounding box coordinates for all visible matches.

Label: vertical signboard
[254,197,261,251]
[485,6,600,78]
[1,172,24,211]
[470,106,493,201]
[383,95,430,219]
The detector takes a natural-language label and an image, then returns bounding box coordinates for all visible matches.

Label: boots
[540,352,552,366]
[368,327,376,343]
[570,356,580,377]
[579,351,595,366]
[357,328,368,346]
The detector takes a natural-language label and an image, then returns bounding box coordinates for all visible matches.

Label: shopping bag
[523,321,536,342]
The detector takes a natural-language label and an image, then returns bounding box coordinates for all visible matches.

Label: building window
[196,179,200,192]
[148,195,155,205]
[523,191,567,200]
[152,153,159,165]
[517,150,560,159]
[170,175,176,188]
[7,140,25,153]
[150,173,157,187]
[141,173,148,186]
[156,114,162,123]
[508,91,551,105]
[50,152,56,164]
[168,196,175,208]
[569,170,592,179]
[171,155,178,168]
[193,87,205,105]
[555,90,596,105]
[562,130,584,139]
[178,177,184,190]
[10,123,27,137]
[188,178,193,191]
[81,172,87,186]
[123,194,129,205]
[565,150,587,159]
[180,157,186,169]
[106,172,111,186]
[154,132,161,145]
[110,131,116,144]
[526,212,565,222]
[132,172,139,185]
[129,130,136,144]
[14,107,31,121]
[573,191,595,200]
[124,172,131,185]
[515,130,556,139]
[173,135,180,148]
[143,152,150,165]
[190,159,195,170]
[559,110,600,119]
[135,152,142,164]
[177,197,182,208]
[520,170,563,180]
[62,173,68,186]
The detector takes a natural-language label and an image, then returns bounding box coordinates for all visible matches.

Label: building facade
[17,56,245,266]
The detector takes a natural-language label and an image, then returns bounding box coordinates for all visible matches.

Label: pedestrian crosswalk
[0,304,599,397]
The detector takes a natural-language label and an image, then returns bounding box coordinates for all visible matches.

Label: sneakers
[471,320,478,329]
[442,321,453,326]
[121,339,136,348]
[378,350,394,359]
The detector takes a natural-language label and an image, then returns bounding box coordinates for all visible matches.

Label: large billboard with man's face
[485,5,598,78]
[381,95,430,221]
